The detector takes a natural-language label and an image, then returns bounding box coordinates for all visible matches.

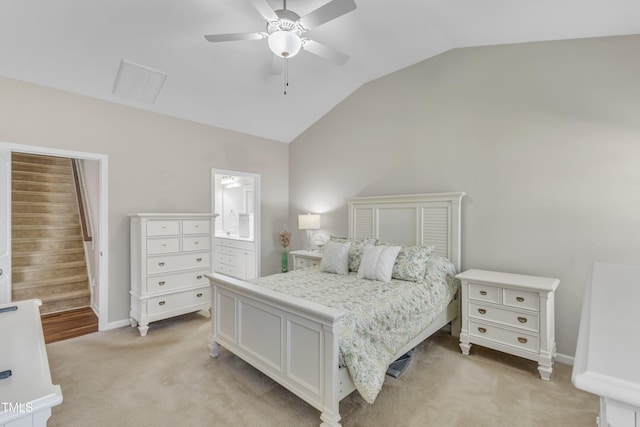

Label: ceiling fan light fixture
[268,30,301,58]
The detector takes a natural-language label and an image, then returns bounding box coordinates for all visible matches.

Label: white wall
[0,76,289,325]
[289,35,640,357]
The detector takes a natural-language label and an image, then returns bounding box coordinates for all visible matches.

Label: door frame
[211,168,261,278]
[0,142,109,331]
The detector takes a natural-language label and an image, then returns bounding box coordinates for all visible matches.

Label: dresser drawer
[147,252,211,274]
[216,252,236,266]
[468,283,501,304]
[146,269,210,294]
[147,237,179,255]
[183,219,211,235]
[469,302,540,333]
[147,220,180,236]
[183,236,211,252]
[503,289,539,311]
[147,287,211,316]
[215,238,254,251]
[216,263,237,276]
[469,321,539,353]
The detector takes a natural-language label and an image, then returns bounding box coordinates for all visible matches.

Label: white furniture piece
[213,237,256,280]
[129,213,215,336]
[573,263,640,427]
[456,269,559,380]
[206,192,464,427]
[290,250,323,270]
[0,299,62,427]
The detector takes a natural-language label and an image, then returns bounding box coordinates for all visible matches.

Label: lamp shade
[298,214,320,230]
[268,30,302,58]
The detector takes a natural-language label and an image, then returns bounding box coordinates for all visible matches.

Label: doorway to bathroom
[211,169,261,279]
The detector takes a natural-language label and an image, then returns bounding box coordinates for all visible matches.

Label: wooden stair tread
[39,289,91,303]
[41,307,98,344]
[12,274,90,290]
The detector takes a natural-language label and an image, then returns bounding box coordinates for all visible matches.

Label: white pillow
[320,241,351,275]
[357,245,402,282]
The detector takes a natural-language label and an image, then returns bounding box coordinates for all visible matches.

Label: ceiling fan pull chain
[284,58,289,95]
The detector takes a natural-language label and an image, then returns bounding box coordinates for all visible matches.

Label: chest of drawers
[129,213,216,336]
[456,269,559,380]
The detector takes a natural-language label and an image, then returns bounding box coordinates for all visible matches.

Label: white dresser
[290,250,323,270]
[0,299,62,427]
[214,237,256,280]
[456,269,559,380]
[573,263,640,427]
[129,213,215,336]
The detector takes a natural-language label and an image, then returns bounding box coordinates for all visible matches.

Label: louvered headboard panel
[347,193,465,272]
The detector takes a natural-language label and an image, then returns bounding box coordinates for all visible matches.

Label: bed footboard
[206,273,348,427]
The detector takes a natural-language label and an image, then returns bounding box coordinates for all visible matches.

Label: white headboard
[346,192,465,272]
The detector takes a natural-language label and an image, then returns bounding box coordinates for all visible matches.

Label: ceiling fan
[204,0,357,66]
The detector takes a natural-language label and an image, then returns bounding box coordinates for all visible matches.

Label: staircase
[11,153,92,315]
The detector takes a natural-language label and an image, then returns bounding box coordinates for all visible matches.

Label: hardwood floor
[41,306,98,344]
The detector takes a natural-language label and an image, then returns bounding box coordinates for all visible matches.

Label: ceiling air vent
[112,59,167,104]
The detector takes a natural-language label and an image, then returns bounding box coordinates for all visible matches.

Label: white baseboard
[105,318,131,331]
[555,352,574,366]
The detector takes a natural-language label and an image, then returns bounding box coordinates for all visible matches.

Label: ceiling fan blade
[204,32,266,43]
[298,0,357,30]
[302,39,349,65]
[249,0,279,21]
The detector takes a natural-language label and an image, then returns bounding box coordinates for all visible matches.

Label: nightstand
[290,250,323,270]
[456,269,559,380]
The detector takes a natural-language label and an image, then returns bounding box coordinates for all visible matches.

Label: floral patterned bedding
[249,255,460,403]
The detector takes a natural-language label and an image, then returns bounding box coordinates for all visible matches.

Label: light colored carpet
[46,311,598,427]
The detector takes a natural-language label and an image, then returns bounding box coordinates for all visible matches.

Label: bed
[205,192,465,427]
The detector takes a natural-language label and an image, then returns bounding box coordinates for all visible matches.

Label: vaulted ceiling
[1,0,639,142]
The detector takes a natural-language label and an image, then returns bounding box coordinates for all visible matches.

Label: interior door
[0,146,11,303]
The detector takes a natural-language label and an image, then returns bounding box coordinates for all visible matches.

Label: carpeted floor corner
[45,311,598,427]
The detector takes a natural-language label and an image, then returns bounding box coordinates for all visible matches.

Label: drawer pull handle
[158,262,165,267]
[158,281,166,286]
[196,293,203,298]
[478,327,487,333]
[480,291,487,296]
[478,308,486,315]
[516,297,525,302]
[518,337,528,344]
[159,301,166,306]
[196,258,202,262]
[517,316,527,323]
[196,275,203,280]
[194,241,199,245]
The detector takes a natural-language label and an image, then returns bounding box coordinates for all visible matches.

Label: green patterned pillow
[330,236,377,272]
[391,245,434,282]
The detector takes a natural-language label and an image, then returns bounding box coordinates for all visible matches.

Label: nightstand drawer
[468,283,500,304]
[469,321,539,353]
[469,302,540,333]
[295,257,320,269]
[503,289,539,311]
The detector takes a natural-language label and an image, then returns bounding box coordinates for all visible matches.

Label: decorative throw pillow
[320,241,351,275]
[357,245,402,282]
[391,245,434,282]
[330,236,377,272]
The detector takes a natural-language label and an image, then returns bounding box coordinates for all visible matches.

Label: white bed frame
[206,192,465,427]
